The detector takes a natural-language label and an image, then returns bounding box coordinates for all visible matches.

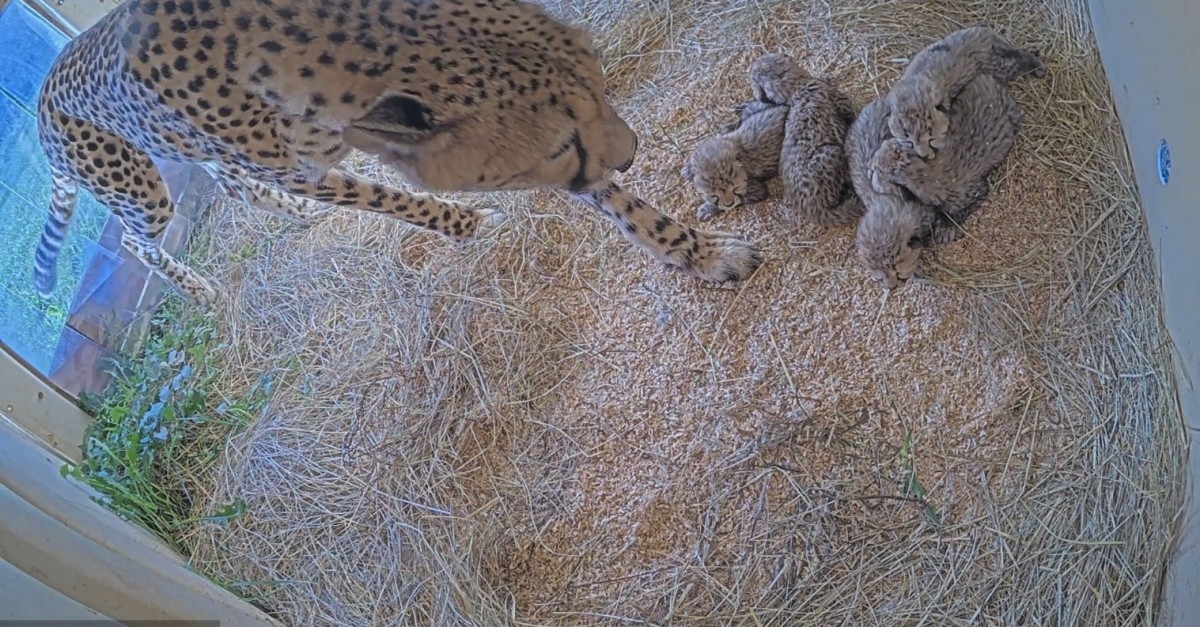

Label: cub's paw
[696,202,724,222]
[929,222,966,245]
[869,141,917,195]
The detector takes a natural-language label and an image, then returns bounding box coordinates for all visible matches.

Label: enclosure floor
[183,1,1184,625]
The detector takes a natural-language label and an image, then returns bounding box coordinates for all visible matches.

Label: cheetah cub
[871,73,1022,244]
[749,53,863,227]
[886,26,1045,159]
[682,100,789,221]
[848,97,937,289]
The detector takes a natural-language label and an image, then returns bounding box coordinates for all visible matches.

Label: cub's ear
[680,163,692,180]
[344,94,441,153]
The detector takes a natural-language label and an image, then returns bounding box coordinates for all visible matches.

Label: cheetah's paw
[448,206,508,245]
[181,274,220,308]
[291,208,336,228]
[684,230,764,283]
[930,222,966,245]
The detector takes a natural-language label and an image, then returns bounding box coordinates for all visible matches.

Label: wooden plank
[0,558,109,620]
[0,343,90,462]
[0,415,282,626]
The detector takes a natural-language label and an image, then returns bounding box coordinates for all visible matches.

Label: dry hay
[182,0,1187,625]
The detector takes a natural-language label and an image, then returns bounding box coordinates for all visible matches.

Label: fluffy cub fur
[683,100,789,221]
[749,53,863,227]
[848,98,935,289]
[886,26,1044,159]
[872,73,1022,244]
[853,74,1024,288]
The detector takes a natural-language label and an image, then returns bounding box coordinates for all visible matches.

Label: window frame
[6,0,80,38]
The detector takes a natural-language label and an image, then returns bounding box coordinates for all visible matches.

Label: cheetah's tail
[33,176,79,299]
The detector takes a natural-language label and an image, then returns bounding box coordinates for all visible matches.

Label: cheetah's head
[855,198,926,290]
[681,137,748,212]
[341,14,637,194]
[885,77,949,160]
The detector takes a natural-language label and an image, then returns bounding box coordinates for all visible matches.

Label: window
[0,0,205,397]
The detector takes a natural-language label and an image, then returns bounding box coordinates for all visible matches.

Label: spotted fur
[577,182,764,283]
[852,73,1024,288]
[872,73,1022,244]
[682,100,787,221]
[885,25,1045,159]
[750,53,862,227]
[848,97,933,289]
[33,0,762,305]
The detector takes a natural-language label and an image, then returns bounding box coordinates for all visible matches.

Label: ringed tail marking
[33,177,79,298]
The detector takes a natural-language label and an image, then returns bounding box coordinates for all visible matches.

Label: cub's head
[682,137,748,213]
[748,53,811,105]
[868,138,918,195]
[855,198,926,289]
[885,76,949,160]
[341,4,637,194]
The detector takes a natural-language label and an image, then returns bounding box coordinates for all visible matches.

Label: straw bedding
[182,0,1187,625]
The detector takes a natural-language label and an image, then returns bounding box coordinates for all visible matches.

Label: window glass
[0,0,119,378]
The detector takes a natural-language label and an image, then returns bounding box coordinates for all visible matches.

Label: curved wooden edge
[0,415,282,626]
[0,344,90,463]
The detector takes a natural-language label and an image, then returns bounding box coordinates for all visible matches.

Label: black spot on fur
[284,24,314,44]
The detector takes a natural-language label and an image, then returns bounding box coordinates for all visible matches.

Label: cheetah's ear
[344,94,446,154]
[359,94,435,131]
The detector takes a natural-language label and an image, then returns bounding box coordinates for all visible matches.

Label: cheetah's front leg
[275,169,501,242]
[577,181,764,283]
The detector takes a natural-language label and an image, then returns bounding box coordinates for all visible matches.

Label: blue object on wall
[1158,138,1171,186]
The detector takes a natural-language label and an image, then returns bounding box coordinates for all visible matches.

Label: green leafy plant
[62,304,273,557]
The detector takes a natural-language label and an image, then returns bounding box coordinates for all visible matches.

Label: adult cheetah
[33,0,763,305]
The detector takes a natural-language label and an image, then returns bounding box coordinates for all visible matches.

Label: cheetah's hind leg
[269,169,504,244]
[577,180,764,283]
[929,177,990,245]
[43,114,218,306]
[209,166,332,226]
